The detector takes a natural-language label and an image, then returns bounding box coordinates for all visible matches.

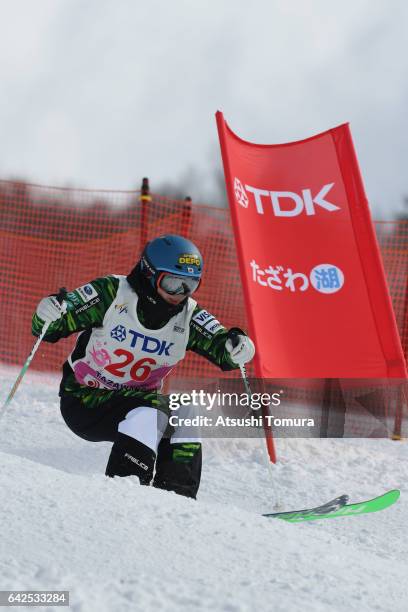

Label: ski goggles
[157,272,201,295]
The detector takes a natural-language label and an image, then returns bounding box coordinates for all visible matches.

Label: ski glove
[36,296,67,324]
[225,334,255,366]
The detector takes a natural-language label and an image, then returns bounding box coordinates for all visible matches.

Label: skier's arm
[187,305,254,371]
[31,276,120,343]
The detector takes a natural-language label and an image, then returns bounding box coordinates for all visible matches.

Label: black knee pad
[153,439,202,499]
[105,432,156,484]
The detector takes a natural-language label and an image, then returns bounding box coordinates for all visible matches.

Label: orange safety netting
[0,180,249,382]
[0,179,407,386]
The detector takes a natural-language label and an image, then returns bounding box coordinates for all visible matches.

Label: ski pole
[1,321,51,416]
[238,363,252,397]
[228,330,282,509]
[0,288,67,417]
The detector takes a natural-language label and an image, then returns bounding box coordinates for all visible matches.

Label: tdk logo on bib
[111,325,174,356]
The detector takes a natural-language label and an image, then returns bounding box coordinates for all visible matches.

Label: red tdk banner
[216,112,407,378]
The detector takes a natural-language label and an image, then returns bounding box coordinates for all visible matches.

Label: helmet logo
[187,267,194,273]
[178,254,201,266]
[141,256,155,278]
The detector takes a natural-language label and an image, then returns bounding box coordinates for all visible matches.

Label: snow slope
[0,366,407,612]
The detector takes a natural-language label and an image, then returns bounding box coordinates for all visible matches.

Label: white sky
[0,0,407,217]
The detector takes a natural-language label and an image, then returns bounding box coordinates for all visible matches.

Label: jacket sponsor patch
[204,319,223,335]
[191,321,212,339]
[75,297,100,314]
[192,309,214,326]
[192,310,224,335]
[76,283,98,303]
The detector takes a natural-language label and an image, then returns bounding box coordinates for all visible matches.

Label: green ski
[264,490,400,523]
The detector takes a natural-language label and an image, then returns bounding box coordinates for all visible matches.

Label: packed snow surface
[0,366,407,612]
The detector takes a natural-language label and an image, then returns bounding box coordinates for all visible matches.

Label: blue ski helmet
[140,234,203,294]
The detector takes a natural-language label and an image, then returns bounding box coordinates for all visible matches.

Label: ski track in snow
[0,366,407,612]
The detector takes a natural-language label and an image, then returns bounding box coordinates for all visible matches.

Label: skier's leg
[153,438,202,498]
[153,402,202,499]
[60,393,168,484]
[105,406,168,484]
[60,393,135,442]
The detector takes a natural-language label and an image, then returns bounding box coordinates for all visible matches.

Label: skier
[32,234,255,499]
